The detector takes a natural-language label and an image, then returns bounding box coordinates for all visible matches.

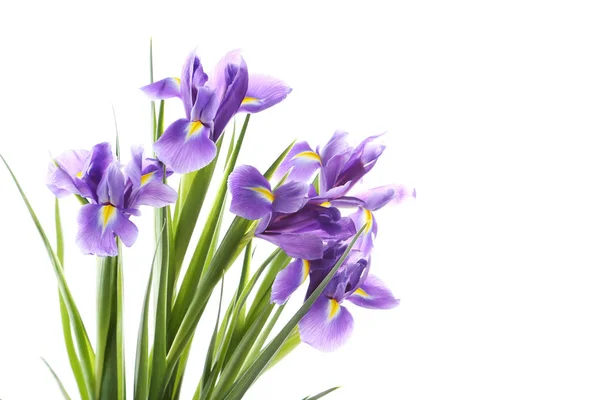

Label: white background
[1,0,599,399]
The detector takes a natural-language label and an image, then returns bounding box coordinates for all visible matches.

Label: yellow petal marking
[250,186,275,202]
[320,201,332,208]
[141,171,155,186]
[328,299,340,320]
[364,208,373,232]
[302,259,310,281]
[242,96,259,104]
[174,77,181,85]
[101,205,117,230]
[293,151,321,163]
[76,171,83,178]
[353,288,369,298]
[187,121,204,138]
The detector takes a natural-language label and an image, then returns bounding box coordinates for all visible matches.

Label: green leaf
[1,155,96,398]
[303,386,341,400]
[241,304,285,373]
[42,358,73,400]
[115,246,126,400]
[220,225,366,400]
[55,199,90,400]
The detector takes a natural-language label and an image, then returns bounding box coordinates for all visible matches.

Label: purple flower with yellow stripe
[142,50,248,173]
[298,251,399,351]
[238,74,292,114]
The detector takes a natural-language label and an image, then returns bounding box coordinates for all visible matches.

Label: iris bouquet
[1,43,414,399]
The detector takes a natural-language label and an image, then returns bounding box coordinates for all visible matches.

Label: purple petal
[256,232,323,260]
[180,51,205,118]
[190,86,218,123]
[154,118,217,174]
[48,149,92,197]
[318,130,351,166]
[124,146,144,190]
[273,141,321,183]
[228,165,273,220]
[129,181,177,208]
[271,258,310,305]
[272,181,308,214]
[237,74,292,114]
[348,274,400,309]
[210,50,249,139]
[320,152,351,194]
[140,77,181,100]
[82,142,114,190]
[96,163,125,207]
[349,207,377,253]
[75,204,138,257]
[354,184,415,211]
[299,295,354,352]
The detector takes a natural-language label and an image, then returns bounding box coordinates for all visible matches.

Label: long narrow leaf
[115,244,126,400]
[55,199,90,400]
[220,225,366,400]
[1,155,96,397]
[42,358,73,400]
[96,255,118,400]
[303,386,341,400]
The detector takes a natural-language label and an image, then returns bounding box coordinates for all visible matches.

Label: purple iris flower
[141,50,291,174]
[274,131,386,200]
[297,250,399,352]
[227,164,355,260]
[47,143,177,256]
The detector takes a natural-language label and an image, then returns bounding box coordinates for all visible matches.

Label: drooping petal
[49,149,93,198]
[273,141,321,183]
[228,165,274,220]
[348,274,400,309]
[237,74,292,114]
[256,232,324,260]
[154,118,217,174]
[349,207,377,253]
[272,181,308,214]
[299,295,354,352]
[129,181,177,208]
[140,77,181,100]
[211,51,249,140]
[75,204,138,257]
[271,258,310,305]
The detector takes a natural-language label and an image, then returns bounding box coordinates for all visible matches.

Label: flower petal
[272,181,308,214]
[271,258,310,305]
[154,118,217,174]
[355,184,415,211]
[228,165,273,220]
[273,141,321,183]
[96,163,125,207]
[190,86,218,123]
[180,51,206,118]
[140,77,181,100]
[349,207,377,253]
[299,295,354,352]
[256,232,323,260]
[238,74,292,114]
[348,274,400,309]
[129,181,178,208]
[75,204,138,256]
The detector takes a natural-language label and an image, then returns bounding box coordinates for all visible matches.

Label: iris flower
[47,144,177,256]
[141,49,291,174]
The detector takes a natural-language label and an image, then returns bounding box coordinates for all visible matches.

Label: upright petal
[348,275,400,309]
[272,181,308,214]
[46,162,72,197]
[140,77,181,100]
[180,51,206,118]
[228,165,273,220]
[154,118,217,174]
[318,130,351,166]
[75,204,138,257]
[238,74,292,114]
[190,86,219,123]
[299,295,354,352]
[211,52,249,140]
[96,163,126,208]
[271,258,310,305]
[124,146,144,190]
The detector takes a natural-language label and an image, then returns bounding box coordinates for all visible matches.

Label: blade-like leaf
[303,386,341,400]
[220,225,366,400]
[1,155,96,397]
[115,244,126,400]
[55,199,90,400]
[42,358,73,400]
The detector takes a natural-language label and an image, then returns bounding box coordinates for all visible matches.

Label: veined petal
[180,51,206,118]
[349,207,377,253]
[140,77,181,100]
[129,181,177,208]
[237,73,292,114]
[96,163,125,208]
[82,142,114,191]
[271,259,311,305]
[299,295,354,352]
[228,165,273,220]
[154,118,217,174]
[256,232,323,260]
[318,130,351,166]
[355,184,416,211]
[348,274,400,309]
[272,181,308,214]
[190,86,218,123]
[75,204,138,256]
[273,141,321,183]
